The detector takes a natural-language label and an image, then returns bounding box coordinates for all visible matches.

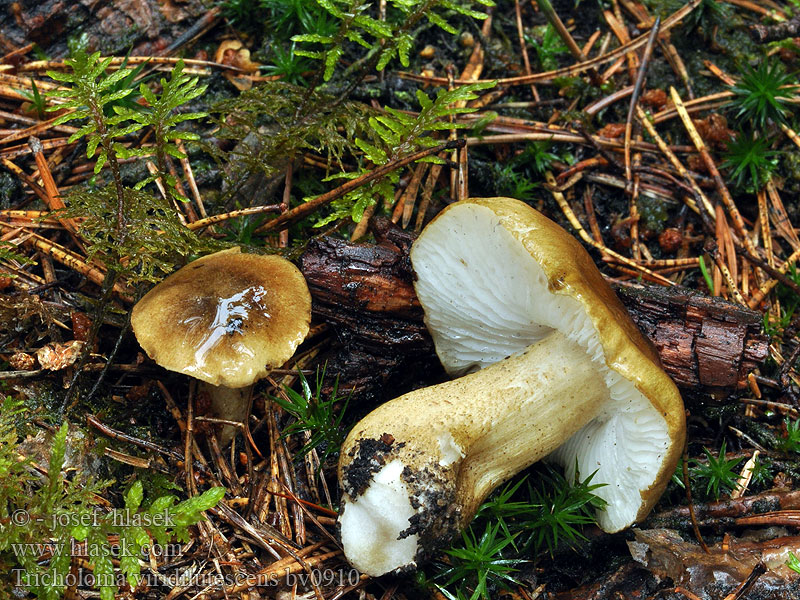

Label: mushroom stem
[338,331,610,577]
[201,383,252,445]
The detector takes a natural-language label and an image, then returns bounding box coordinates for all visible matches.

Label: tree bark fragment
[646,489,800,530]
[300,222,440,406]
[615,283,768,392]
[2,0,210,57]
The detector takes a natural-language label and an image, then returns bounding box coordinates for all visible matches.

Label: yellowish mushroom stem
[200,382,252,446]
[338,330,610,577]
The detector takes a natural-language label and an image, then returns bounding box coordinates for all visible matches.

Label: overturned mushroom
[337,197,685,576]
[131,247,311,444]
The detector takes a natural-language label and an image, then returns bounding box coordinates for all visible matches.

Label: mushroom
[337,197,685,576]
[131,247,311,444]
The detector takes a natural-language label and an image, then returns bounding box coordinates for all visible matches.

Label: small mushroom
[131,247,311,444]
[337,197,685,576]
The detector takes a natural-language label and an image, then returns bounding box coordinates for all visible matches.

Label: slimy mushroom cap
[131,247,311,389]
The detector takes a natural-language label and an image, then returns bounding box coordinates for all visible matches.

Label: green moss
[637,196,669,232]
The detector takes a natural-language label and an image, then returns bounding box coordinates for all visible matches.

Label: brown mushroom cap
[131,247,311,388]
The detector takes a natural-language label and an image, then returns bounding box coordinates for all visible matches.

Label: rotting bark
[645,489,800,531]
[750,14,800,43]
[615,283,769,392]
[2,0,211,57]
[300,218,769,404]
[549,563,663,600]
[301,222,426,348]
[301,219,441,406]
[628,528,800,600]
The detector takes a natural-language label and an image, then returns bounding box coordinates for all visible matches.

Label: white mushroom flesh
[339,460,419,575]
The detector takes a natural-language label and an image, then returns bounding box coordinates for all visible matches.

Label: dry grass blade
[748,247,800,309]
[9,228,132,300]
[635,105,714,219]
[186,205,283,230]
[670,86,755,255]
[766,180,800,251]
[545,171,674,286]
[20,55,239,75]
[514,0,539,102]
[28,137,85,249]
[258,140,465,233]
[399,0,702,86]
[0,113,78,146]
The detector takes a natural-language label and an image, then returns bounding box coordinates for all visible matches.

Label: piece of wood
[614,283,769,391]
[750,14,800,43]
[2,0,211,58]
[645,489,800,530]
[301,220,441,406]
[300,218,769,404]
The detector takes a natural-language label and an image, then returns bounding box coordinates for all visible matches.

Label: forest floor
[2,0,800,598]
